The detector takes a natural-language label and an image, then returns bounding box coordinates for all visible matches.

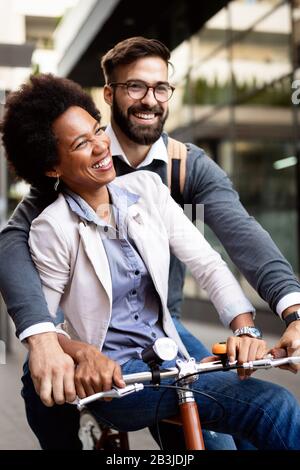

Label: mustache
[128,104,164,116]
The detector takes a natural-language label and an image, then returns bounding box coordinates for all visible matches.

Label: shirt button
[104,226,108,232]
[134,270,140,276]
[134,314,139,320]
[151,332,157,338]
[131,289,137,296]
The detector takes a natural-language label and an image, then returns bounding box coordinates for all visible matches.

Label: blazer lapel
[127,206,163,297]
[78,222,112,309]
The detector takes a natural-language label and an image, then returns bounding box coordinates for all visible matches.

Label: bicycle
[71,339,300,450]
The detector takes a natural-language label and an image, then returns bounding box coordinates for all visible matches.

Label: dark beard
[112,100,168,145]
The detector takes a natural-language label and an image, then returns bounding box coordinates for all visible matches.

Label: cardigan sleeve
[184,145,300,315]
[153,173,255,327]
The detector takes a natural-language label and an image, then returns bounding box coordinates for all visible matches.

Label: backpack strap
[167,137,187,205]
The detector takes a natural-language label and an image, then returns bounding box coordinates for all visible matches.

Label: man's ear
[104,84,113,106]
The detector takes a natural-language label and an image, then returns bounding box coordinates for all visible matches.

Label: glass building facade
[166,0,300,306]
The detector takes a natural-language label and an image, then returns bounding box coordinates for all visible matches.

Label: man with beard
[0,37,300,450]
[100,36,300,366]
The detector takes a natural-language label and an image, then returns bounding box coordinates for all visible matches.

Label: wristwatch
[233,326,263,339]
[283,309,300,327]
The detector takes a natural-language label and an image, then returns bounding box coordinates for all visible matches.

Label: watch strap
[284,311,300,327]
[233,326,263,339]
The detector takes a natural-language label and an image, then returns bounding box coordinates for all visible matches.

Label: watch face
[249,327,262,338]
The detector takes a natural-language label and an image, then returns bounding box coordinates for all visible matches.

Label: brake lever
[243,356,300,370]
[71,383,144,410]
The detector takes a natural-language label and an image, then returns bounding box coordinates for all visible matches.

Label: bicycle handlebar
[72,353,300,410]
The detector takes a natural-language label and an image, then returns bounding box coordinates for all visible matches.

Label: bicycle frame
[72,353,300,450]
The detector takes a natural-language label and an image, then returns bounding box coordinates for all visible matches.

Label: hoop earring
[54,175,60,191]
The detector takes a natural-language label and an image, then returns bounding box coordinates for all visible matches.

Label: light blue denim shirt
[64,184,168,365]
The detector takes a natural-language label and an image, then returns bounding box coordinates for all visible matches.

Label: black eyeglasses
[109,80,175,102]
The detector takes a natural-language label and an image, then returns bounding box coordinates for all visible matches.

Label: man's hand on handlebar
[226,336,268,380]
[28,332,76,407]
[270,321,300,374]
[200,336,268,379]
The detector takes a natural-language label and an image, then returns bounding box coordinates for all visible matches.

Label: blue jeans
[21,368,82,450]
[87,324,300,449]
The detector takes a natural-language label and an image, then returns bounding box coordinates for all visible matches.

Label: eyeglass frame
[108,80,175,103]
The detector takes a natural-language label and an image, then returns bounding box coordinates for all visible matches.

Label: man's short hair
[101,36,171,84]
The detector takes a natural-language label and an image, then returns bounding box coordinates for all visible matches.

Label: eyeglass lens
[127,81,173,102]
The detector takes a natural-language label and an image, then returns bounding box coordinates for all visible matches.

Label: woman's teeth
[92,156,111,169]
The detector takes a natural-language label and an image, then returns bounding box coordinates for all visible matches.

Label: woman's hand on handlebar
[226,336,268,380]
[74,346,125,399]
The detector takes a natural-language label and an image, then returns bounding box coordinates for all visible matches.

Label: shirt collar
[63,184,139,226]
[105,123,168,168]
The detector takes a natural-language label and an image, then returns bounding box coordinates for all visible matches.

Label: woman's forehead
[52,106,96,140]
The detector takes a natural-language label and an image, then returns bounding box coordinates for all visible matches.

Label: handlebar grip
[212,342,227,355]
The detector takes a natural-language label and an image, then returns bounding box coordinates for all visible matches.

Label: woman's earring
[54,174,60,191]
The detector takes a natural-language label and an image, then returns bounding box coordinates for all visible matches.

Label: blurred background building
[0,0,300,450]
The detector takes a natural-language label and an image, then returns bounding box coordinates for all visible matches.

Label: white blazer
[29,171,254,359]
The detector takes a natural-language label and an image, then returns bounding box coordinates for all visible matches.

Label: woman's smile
[91,154,113,171]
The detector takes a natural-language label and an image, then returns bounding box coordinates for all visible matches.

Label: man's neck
[111,122,151,168]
